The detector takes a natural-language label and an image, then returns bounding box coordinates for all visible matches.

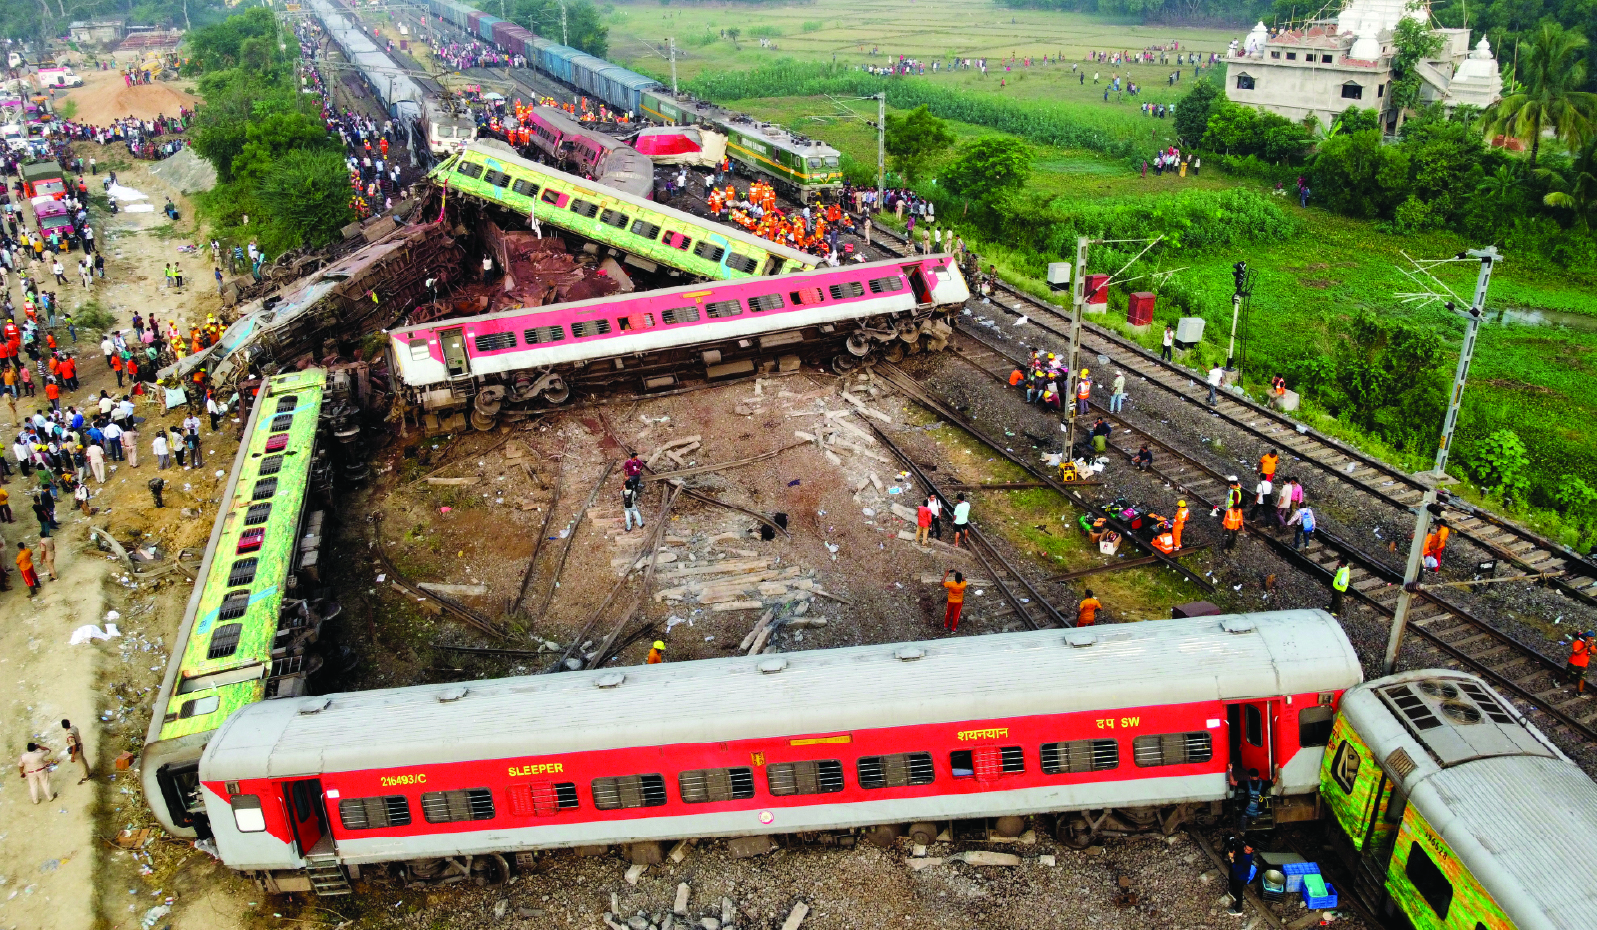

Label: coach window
[767,760,845,796]
[617,313,656,331]
[507,782,580,817]
[1298,706,1335,746]
[420,788,496,823]
[1405,843,1453,919]
[541,189,566,207]
[511,179,539,198]
[457,161,484,179]
[338,795,412,830]
[407,339,430,361]
[571,319,612,338]
[1040,739,1119,774]
[630,219,662,240]
[1132,732,1213,767]
[600,209,629,229]
[230,794,266,833]
[679,767,757,803]
[726,253,761,275]
[592,774,668,810]
[1329,741,1361,793]
[789,286,825,306]
[829,281,866,300]
[857,752,935,789]
[474,332,517,352]
[705,300,742,319]
[660,307,701,325]
[665,232,694,251]
[748,294,785,312]
[1245,705,1264,747]
[949,747,1025,779]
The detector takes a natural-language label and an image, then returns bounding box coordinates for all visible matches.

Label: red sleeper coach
[198,611,1360,893]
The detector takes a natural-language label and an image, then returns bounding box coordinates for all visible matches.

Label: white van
[1,124,25,153]
[38,68,83,88]
[6,52,23,70]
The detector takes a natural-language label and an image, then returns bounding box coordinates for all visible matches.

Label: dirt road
[0,145,247,930]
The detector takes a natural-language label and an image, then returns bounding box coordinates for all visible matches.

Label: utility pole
[1063,235,1090,460]
[668,37,677,94]
[560,1,568,47]
[1383,246,1500,674]
[1226,260,1248,370]
[876,92,886,198]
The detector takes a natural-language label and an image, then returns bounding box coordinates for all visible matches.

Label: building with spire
[1223,0,1501,132]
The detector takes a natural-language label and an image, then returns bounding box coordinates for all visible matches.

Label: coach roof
[202,610,1360,780]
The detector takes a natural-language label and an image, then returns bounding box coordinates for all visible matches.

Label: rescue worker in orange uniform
[647,640,666,664]
[1259,449,1278,481]
[1077,589,1102,626]
[1171,500,1189,550]
[1075,369,1092,416]
[1566,630,1591,693]
[1222,505,1244,551]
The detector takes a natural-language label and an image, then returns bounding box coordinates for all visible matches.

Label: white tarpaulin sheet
[107,183,147,202]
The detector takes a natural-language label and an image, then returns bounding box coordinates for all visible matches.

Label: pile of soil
[147,146,218,194]
[58,70,200,125]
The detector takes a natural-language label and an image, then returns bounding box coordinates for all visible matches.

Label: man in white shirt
[103,420,124,461]
[1207,365,1224,406]
[100,336,114,368]
[952,492,972,548]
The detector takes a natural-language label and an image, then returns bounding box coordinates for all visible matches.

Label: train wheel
[908,822,938,847]
[881,342,906,363]
[845,332,873,357]
[831,354,860,375]
[540,379,571,406]
[905,338,923,356]
[470,409,499,432]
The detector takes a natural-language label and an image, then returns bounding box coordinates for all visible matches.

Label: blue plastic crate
[1304,881,1338,910]
[1282,862,1321,893]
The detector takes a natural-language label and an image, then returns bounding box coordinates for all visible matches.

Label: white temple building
[1224,0,1502,131]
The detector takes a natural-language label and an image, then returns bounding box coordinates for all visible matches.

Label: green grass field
[605,0,1597,539]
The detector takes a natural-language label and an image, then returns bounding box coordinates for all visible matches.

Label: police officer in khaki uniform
[61,720,91,784]
[17,742,56,804]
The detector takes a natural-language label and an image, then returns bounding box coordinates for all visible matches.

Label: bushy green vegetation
[1,0,228,41]
[186,9,353,256]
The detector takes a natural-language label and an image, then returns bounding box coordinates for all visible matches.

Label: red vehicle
[199,611,1360,894]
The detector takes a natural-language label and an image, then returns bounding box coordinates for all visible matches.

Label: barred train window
[867,276,904,294]
[227,557,258,587]
[600,209,629,229]
[206,622,243,660]
[339,795,412,830]
[456,161,484,179]
[511,179,539,198]
[524,325,566,345]
[950,747,1026,778]
[693,241,726,263]
[217,589,251,621]
[270,413,294,432]
[420,788,496,823]
[678,767,756,803]
[748,294,785,312]
[275,396,298,412]
[705,300,742,319]
[474,332,517,352]
[829,281,866,300]
[630,219,662,240]
[660,307,700,325]
[767,760,845,795]
[726,253,760,274]
[571,319,611,338]
[506,781,581,816]
[857,752,935,789]
[1040,739,1119,774]
[591,774,668,810]
[244,503,272,526]
[482,170,510,187]
[569,199,599,219]
[1132,732,1213,767]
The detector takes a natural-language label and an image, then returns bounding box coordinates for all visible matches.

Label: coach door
[902,265,933,306]
[439,328,470,378]
[1226,700,1274,783]
[282,778,330,858]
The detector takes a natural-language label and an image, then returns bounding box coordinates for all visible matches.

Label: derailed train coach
[199,611,1362,894]
[386,254,967,427]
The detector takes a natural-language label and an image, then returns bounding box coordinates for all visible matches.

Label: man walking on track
[952,493,971,548]
[62,720,91,783]
[1331,560,1350,616]
[1568,631,1591,694]
[942,569,968,632]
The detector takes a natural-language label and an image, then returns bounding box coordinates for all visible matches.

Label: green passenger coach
[637,88,843,198]
[141,369,334,838]
[431,140,816,282]
[1320,670,1597,930]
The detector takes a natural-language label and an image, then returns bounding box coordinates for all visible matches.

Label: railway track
[945,328,1597,745]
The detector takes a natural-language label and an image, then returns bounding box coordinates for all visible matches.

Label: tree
[512,0,609,58]
[1485,23,1597,168]
[1539,132,1597,229]
[1388,18,1445,114]
[884,105,954,184]
[255,150,356,253]
[1472,428,1531,506]
[1335,105,1380,135]
[1331,310,1447,445]
[1174,78,1221,147]
[1555,475,1597,537]
[1310,129,1410,218]
[230,111,338,184]
[941,137,1031,207]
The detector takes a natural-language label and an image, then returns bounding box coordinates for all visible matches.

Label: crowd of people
[295,36,411,220]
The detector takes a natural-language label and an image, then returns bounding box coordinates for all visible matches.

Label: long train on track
[142,370,338,838]
[389,253,966,424]
[433,140,815,282]
[400,0,844,196]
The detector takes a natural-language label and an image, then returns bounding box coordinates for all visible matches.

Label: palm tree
[1485,23,1597,168]
[1476,164,1523,204]
[1538,136,1597,231]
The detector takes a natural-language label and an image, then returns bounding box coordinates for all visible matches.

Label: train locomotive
[199,610,1361,893]
[387,254,967,425]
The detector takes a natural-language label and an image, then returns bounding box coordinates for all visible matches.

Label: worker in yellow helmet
[1172,499,1189,550]
[647,640,666,664]
[1075,369,1093,416]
